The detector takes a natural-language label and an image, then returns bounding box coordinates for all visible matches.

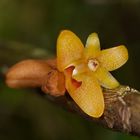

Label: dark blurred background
[0,0,140,139]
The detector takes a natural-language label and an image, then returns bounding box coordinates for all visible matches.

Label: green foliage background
[0,0,140,139]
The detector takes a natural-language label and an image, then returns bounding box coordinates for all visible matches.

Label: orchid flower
[57,30,128,118]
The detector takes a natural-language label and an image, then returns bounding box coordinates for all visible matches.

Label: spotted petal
[94,67,120,89]
[97,45,128,71]
[57,30,84,72]
[84,33,101,60]
[65,67,104,118]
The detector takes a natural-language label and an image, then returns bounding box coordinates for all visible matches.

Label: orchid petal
[97,45,128,71]
[94,67,120,89]
[65,68,104,118]
[84,33,100,60]
[57,30,84,71]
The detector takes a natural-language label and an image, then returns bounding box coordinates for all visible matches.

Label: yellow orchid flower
[57,30,128,118]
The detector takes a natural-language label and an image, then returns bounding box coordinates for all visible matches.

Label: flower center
[88,59,99,72]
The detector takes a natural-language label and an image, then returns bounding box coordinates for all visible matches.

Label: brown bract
[6,59,66,96]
